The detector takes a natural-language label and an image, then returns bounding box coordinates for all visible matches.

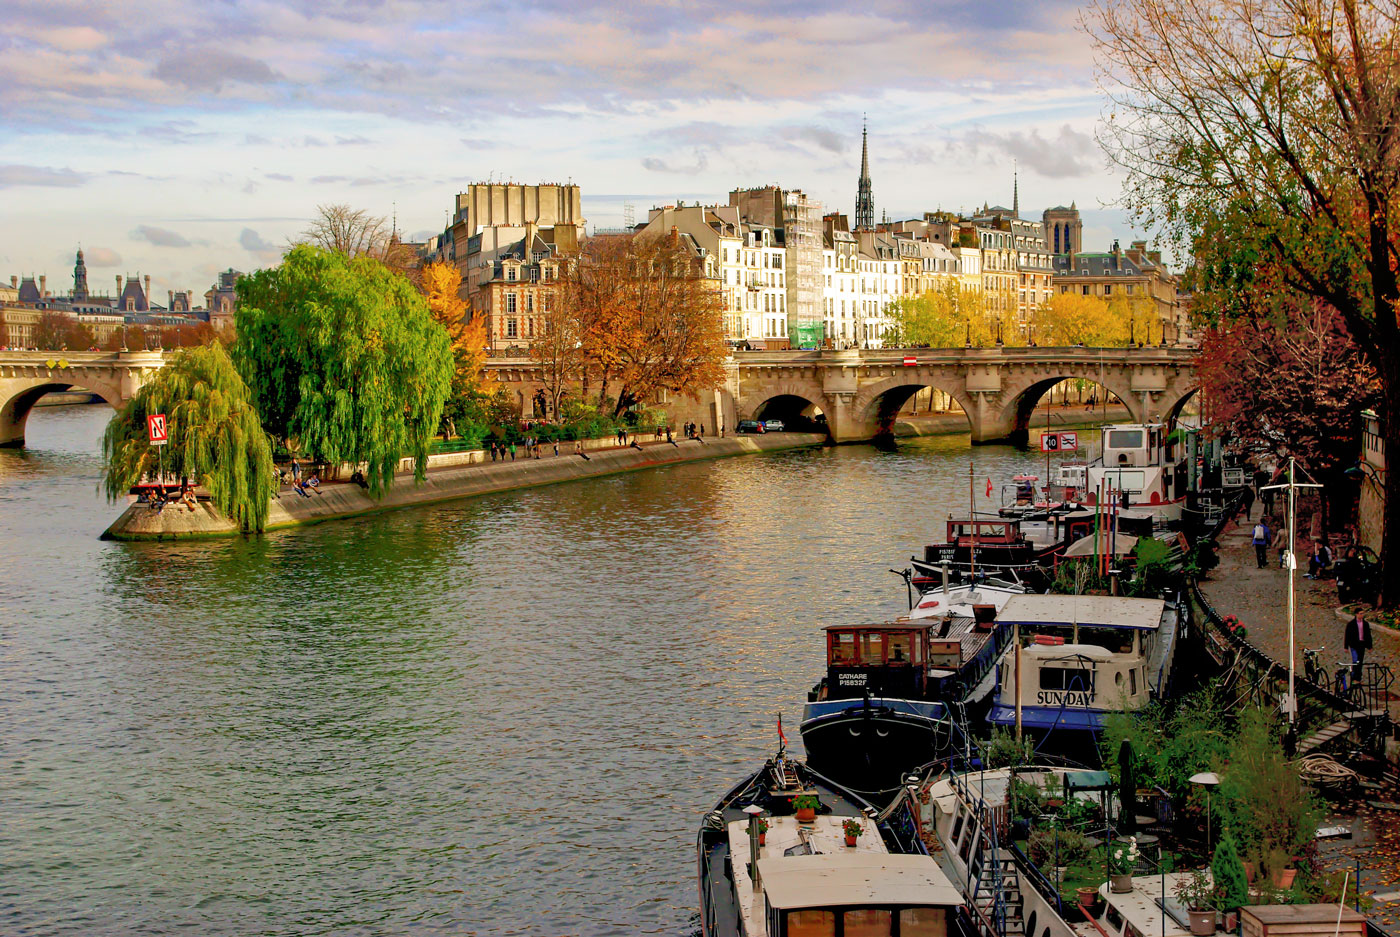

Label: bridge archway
[994,372,1142,447]
[751,393,827,433]
[852,375,977,443]
[1163,386,1200,426]
[0,380,123,447]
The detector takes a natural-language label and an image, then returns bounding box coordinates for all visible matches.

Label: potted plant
[1173,869,1217,937]
[1110,838,1140,893]
[758,817,769,847]
[1078,886,1099,908]
[793,793,819,824]
[842,818,864,847]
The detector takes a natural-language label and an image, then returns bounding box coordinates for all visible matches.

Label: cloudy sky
[1,0,1147,300]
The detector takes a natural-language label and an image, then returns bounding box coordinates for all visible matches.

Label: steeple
[855,117,874,230]
[1012,161,1019,218]
[72,246,88,301]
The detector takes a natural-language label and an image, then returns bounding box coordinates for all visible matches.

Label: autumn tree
[1089,0,1400,601]
[102,342,275,532]
[420,260,487,436]
[299,204,390,258]
[883,283,1025,348]
[33,313,70,351]
[562,234,726,417]
[234,246,453,494]
[531,283,584,419]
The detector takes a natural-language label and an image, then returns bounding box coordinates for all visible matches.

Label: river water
[0,405,1089,936]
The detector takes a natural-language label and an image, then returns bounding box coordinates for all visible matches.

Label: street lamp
[1189,771,1220,857]
[1344,461,1384,483]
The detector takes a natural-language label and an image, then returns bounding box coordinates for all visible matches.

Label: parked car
[763,420,785,432]
[735,420,765,434]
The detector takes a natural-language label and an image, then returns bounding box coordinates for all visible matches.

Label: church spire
[855,117,874,230]
[72,245,88,301]
[1012,161,1019,218]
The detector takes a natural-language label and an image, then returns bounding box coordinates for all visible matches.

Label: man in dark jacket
[1343,610,1373,685]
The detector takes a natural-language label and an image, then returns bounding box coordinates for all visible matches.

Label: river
[0,404,1095,936]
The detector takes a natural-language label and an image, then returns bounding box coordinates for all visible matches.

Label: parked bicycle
[1301,646,1356,701]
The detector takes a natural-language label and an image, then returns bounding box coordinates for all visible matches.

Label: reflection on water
[0,405,1090,936]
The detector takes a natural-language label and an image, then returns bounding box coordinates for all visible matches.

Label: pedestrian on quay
[1273,520,1290,568]
[1306,540,1333,579]
[1343,609,1373,685]
[291,457,301,482]
[1251,517,1272,569]
[1241,484,1255,520]
[509,442,516,461]
[553,441,559,457]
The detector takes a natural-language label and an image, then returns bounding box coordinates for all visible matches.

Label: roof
[757,853,962,911]
[1242,905,1365,925]
[1064,533,1140,557]
[1022,643,1116,660]
[997,595,1166,630]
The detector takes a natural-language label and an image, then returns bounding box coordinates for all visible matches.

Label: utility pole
[1263,457,1322,724]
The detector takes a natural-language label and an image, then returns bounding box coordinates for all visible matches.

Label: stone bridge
[485,345,1198,445]
[0,350,165,446]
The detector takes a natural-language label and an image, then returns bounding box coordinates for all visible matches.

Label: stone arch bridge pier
[0,351,165,446]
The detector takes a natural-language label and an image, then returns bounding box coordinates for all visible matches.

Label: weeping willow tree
[234,245,453,495]
[102,342,274,532]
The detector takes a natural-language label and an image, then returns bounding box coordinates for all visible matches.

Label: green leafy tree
[1212,830,1249,912]
[102,343,274,532]
[233,246,453,495]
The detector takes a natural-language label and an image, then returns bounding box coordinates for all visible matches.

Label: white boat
[904,579,1030,622]
[986,595,1180,748]
[1077,424,1188,523]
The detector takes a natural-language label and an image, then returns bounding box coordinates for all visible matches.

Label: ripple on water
[0,404,1093,935]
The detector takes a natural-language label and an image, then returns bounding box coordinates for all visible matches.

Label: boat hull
[800,702,952,796]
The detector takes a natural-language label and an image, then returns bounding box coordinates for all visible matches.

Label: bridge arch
[993,369,1142,446]
[737,378,827,423]
[851,373,979,442]
[1163,384,1201,425]
[0,377,125,447]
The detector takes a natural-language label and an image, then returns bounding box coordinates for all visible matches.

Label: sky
[0,0,1150,301]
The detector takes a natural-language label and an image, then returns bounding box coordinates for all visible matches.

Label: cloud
[0,164,89,188]
[642,151,710,174]
[153,50,279,91]
[132,225,192,247]
[37,26,107,52]
[983,124,1100,178]
[239,228,283,263]
[264,172,294,182]
[779,125,845,154]
[310,175,347,184]
[83,247,122,267]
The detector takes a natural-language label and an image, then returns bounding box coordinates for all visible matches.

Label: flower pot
[845,835,858,847]
[758,833,766,847]
[1111,873,1134,893]
[1078,886,1099,907]
[1188,909,1216,936]
[1243,861,1255,884]
[1224,911,1238,931]
[1272,868,1296,889]
[795,807,816,823]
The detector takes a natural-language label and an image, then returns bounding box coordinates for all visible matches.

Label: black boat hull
[800,707,953,799]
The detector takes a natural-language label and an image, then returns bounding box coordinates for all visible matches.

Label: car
[763,420,785,432]
[735,420,765,434]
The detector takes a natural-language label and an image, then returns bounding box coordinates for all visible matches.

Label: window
[950,811,965,847]
[844,909,892,936]
[1083,285,1091,295]
[1107,429,1144,449]
[506,266,516,282]
[530,267,539,282]
[1129,668,1138,695]
[505,293,517,313]
[1105,905,1124,933]
[1039,667,1092,691]
[526,294,534,312]
[786,910,835,937]
[887,633,911,663]
[506,318,517,338]
[542,295,552,313]
[1104,284,1112,296]
[527,318,535,337]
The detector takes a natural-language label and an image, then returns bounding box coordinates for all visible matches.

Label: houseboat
[697,750,965,937]
[801,614,1010,795]
[928,766,1112,937]
[985,594,1181,753]
[1073,878,1363,937]
[1081,423,1190,523]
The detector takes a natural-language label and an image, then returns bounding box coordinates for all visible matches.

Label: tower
[1012,163,1019,218]
[855,118,874,230]
[72,247,88,301]
[1042,203,1083,256]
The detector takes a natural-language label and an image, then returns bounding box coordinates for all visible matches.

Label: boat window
[1108,430,1144,449]
[1028,910,1038,936]
[1115,671,1124,686]
[1129,668,1138,695]
[888,633,912,664]
[844,908,892,936]
[1043,927,1052,937]
[900,907,948,937]
[1105,470,1147,492]
[950,811,965,847]
[831,633,856,664]
[912,633,924,664]
[786,908,835,936]
[1126,923,1144,937]
[1039,667,1093,691]
[959,822,976,861]
[1105,903,1124,932]
[859,633,885,665]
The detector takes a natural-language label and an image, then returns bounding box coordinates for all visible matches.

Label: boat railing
[947,770,1011,937]
[1008,838,1065,917]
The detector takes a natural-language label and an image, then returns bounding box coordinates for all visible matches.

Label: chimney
[39,275,46,297]
[144,274,151,301]
[168,290,174,310]
[10,275,17,288]
[117,275,123,295]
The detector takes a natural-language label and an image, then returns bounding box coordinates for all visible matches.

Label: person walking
[1273,520,1290,569]
[553,441,559,457]
[1343,610,1373,686]
[1241,484,1255,521]
[1250,517,1271,569]
[509,441,516,461]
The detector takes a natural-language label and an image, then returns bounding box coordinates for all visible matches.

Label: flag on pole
[778,713,787,746]
[985,478,993,498]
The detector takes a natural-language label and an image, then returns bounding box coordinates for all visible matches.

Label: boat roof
[824,621,935,632]
[1022,643,1116,661]
[758,853,963,911]
[998,595,1166,630]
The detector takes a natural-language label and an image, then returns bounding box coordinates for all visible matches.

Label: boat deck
[1069,875,1214,937]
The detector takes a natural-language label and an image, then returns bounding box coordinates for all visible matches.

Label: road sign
[1040,431,1079,452]
[902,355,917,367]
[147,413,168,446]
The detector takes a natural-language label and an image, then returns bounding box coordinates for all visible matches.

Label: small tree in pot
[842,818,864,847]
[1212,831,1249,927]
[1174,869,1217,937]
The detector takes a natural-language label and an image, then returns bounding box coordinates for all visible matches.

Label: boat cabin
[1100,423,1171,468]
[751,851,963,937]
[922,520,1034,568]
[824,623,954,701]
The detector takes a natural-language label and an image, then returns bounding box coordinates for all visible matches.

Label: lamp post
[1262,459,1322,725]
[1188,771,1220,857]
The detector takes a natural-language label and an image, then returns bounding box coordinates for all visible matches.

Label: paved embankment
[102,432,826,541]
[893,403,1133,437]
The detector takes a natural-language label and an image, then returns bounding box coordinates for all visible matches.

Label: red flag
[985,478,993,497]
[778,713,788,746]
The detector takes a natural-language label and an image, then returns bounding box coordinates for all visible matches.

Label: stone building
[472,225,563,352]
[1052,240,1183,343]
[205,269,241,332]
[1357,409,1385,553]
[1042,204,1083,256]
[728,186,824,348]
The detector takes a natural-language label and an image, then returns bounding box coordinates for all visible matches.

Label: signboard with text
[147,413,168,446]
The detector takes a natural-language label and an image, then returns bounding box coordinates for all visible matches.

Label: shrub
[1212,830,1249,911]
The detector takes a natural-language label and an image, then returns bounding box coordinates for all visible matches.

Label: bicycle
[1302,646,1328,688]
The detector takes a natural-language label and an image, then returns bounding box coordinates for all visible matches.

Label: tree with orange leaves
[420,261,487,437]
[561,234,726,417]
